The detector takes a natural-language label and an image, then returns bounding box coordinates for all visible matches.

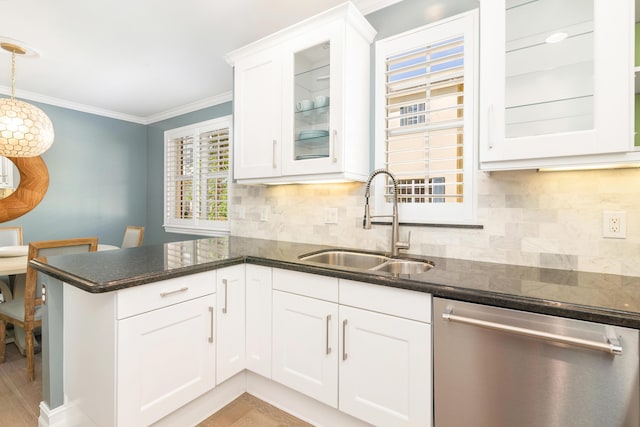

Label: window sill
[163,225,230,237]
[371,221,483,230]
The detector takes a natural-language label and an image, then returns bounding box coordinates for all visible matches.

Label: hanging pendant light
[0,42,54,157]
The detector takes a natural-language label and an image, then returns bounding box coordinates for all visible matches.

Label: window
[375,11,477,224]
[164,116,231,236]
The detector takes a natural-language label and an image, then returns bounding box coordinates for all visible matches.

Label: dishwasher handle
[442,307,623,356]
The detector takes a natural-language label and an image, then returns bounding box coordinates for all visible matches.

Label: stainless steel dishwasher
[433,297,639,427]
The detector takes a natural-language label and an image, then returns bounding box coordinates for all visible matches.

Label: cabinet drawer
[339,279,431,323]
[117,271,216,319]
[273,268,338,302]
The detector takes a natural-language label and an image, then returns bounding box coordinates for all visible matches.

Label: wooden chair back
[0,226,23,246]
[24,237,99,323]
[121,226,144,248]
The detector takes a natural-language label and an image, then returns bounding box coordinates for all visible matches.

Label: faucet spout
[362,168,409,257]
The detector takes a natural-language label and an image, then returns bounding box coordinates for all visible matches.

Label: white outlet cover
[603,210,626,239]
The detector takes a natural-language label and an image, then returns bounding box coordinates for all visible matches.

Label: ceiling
[0,0,392,124]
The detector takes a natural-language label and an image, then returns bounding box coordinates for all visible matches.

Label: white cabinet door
[117,294,216,427]
[216,264,246,384]
[233,48,282,180]
[280,20,345,177]
[227,2,374,183]
[480,0,633,169]
[272,290,339,408]
[339,305,432,427]
[246,264,272,378]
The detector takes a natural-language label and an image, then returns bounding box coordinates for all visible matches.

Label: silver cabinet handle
[342,319,348,360]
[332,130,338,163]
[326,314,332,355]
[272,140,277,169]
[222,278,228,314]
[208,306,214,343]
[442,308,623,356]
[159,286,188,297]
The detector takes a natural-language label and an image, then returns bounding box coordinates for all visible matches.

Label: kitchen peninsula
[31,236,640,427]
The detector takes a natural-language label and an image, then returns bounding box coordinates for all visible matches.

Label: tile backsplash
[231,168,640,276]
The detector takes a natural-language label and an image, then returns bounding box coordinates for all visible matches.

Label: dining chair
[0,237,98,380]
[121,225,144,248]
[0,226,23,246]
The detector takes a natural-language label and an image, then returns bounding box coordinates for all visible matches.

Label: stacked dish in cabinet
[294,43,330,161]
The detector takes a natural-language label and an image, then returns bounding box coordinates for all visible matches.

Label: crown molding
[0,86,148,124]
[145,92,233,124]
[0,86,233,125]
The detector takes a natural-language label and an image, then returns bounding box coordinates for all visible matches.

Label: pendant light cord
[10,51,16,100]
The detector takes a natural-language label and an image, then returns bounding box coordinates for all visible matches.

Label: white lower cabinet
[272,289,339,407]
[339,305,431,426]
[63,270,217,427]
[117,294,216,426]
[271,269,433,427]
[216,264,246,384]
[245,264,273,377]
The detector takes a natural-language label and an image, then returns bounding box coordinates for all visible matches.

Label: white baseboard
[39,371,372,427]
[38,401,67,427]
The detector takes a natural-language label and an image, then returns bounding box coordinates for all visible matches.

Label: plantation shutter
[384,35,466,205]
[164,116,231,235]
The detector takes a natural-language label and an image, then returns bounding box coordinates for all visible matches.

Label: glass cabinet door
[505,0,594,138]
[293,42,331,162]
[480,0,633,169]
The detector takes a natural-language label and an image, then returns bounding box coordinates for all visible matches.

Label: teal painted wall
[1,100,147,247]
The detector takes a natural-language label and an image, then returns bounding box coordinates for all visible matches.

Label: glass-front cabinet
[227,3,375,183]
[480,0,634,170]
[292,43,331,164]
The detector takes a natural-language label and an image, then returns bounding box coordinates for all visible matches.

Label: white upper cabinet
[480,0,635,170]
[226,2,376,183]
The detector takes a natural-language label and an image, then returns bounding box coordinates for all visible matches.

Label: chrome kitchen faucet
[363,168,410,257]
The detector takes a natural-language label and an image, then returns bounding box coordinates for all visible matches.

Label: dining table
[0,243,120,353]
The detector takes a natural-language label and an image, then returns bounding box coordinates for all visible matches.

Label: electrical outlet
[325,207,338,224]
[237,206,246,220]
[603,211,626,239]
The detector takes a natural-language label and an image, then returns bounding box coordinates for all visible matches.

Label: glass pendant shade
[0,97,54,157]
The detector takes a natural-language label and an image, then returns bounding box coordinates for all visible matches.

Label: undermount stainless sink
[299,249,433,275]
[299,250,389,270]
[370,259,433,275]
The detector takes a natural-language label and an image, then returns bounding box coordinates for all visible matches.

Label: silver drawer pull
[342,319,348,361]
[159,286,188,297]
[222,279,228,314]
[442,308,623,356]
[208,306,214,343]
[326,314,332,355]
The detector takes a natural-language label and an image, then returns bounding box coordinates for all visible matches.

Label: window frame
[374,10,478,225]
[163,116,232,236]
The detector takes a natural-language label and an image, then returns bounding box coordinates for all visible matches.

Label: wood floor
[0,342,41,427]
[0,341,311,427]
[197,393,313,427]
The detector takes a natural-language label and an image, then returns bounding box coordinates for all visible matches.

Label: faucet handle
[396,230,411,251]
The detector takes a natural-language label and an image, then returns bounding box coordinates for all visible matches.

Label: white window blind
[375,11,477,224]
[164,116,231,236]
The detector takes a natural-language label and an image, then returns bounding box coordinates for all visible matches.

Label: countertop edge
[31,251,640,330]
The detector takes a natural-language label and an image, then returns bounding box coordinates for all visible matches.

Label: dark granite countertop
[30,236,640,329]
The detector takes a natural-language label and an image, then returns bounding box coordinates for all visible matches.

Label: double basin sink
[299,249,433,275]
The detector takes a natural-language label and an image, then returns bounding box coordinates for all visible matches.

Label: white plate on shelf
[295,154,328,160]
[298,130,329,140]
[0,245,28,257]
